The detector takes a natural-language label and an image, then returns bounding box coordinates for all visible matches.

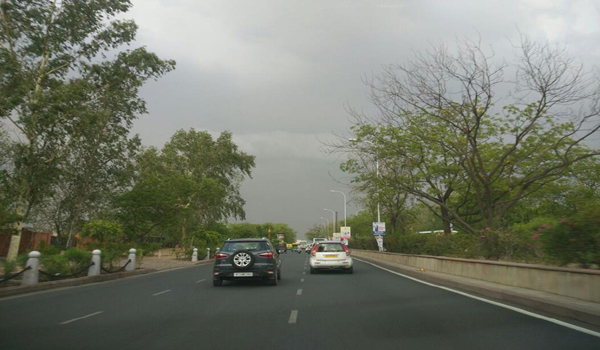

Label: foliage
[2,259,16,277]
[81,219,124,243]
[64,248,92,272]
[41,254,71,276]
[36,240,61,256]
[337,36,600,237]
[114,130,255,244]
[0,0,175,258]
[539,206,600,268]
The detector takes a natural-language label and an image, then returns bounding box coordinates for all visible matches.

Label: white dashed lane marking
[195,279,206,283]
[297,289,303,296]
[59,311,103,325]
[152,289,172,296]
[289,310,298,324]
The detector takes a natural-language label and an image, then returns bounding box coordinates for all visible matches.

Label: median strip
[288,310,298,324]
[152,289,172,296]
[60,311,103,325]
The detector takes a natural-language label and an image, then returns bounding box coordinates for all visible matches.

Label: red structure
[0,229,52,257]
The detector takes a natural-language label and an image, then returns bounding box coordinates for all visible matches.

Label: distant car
[276,242,287,253]
[213,238,282,286]
[309,241,353,274]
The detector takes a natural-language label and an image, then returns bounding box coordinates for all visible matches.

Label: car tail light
[342,244,350,256]
[311,245,318,257]
[215,253,229,259]
[259,252,274,258]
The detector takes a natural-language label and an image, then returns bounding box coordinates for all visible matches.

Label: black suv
[213,238,282,286]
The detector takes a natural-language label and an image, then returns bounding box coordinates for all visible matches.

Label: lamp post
[330,190,347,227]
[324,208,336,236]
[320,217,329,236]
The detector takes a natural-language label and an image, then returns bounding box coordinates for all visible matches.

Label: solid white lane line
[152,289,172,296]
[195,279,206,283]
[354,258,600,338]
[297,289,303,296]
[300,278,305,282]
[289,310,298,324]
[59,311,103,325]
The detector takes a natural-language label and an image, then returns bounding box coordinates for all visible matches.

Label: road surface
[1,252,599,349]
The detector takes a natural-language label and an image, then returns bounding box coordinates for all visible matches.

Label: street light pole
[330,190,347,227]
[320,217,329,236]
[324,208,335,236]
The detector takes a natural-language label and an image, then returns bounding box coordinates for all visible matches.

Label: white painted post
[88,250,101,276]
[126,248,136,271]
[205,248,210,260]
[215,247,220,254]
[192,248,198,262]
[21,251,40,285]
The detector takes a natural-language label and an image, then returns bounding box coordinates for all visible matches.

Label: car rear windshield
[317,243,345,252]
[222,241,269,252]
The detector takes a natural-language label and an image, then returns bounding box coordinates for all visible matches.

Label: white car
[309,241,353,274]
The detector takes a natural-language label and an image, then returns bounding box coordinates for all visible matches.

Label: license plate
[324,254,338,258]
[234,272,253,277]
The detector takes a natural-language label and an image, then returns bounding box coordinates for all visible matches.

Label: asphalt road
[1,252,599,350]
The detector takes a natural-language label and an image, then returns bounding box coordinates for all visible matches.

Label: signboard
[341,226,351,239]
[332,232,342,241]
[372,222,386,235]
[277,233,285,241]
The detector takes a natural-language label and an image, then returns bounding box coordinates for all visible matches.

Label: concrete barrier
[353,250,600,303]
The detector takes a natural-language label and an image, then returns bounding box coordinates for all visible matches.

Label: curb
[0,269,156,299]
[0,259,216,299]
[355,256,600,328]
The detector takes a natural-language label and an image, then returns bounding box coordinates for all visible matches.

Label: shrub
[3,259,17,277]
[539,206,600,268]
[36,240,61,256]
[16,253,29,269]
[64,248,92,272]
[41,254,71,276]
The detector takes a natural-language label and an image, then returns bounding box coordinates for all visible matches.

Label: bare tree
[335,35,600,234]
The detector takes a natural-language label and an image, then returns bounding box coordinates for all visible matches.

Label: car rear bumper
[213,268,277,280]
[309,258,353,269]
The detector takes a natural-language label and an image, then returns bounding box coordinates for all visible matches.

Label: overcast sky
[126,0,600,237]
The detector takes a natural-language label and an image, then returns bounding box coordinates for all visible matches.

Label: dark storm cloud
[127,0,600,236]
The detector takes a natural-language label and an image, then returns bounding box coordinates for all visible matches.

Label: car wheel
[347,267,353,274]
[277,268,281,280]
[231,250,255,269]
[267,270,278,286]
[213,278,223,286]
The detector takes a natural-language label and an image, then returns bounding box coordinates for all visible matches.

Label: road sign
[372,222,386,235]
[341,226,351,239]
[332,232,342,241]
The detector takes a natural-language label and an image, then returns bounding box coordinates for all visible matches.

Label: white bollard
[205,248,210,260]
[88,250,101,276]
[215,247,220,254]
[126,248,136,271]
[192,248,198,262]
[21,251,41,285]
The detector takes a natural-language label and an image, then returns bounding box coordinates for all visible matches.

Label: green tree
[115,129,255,244]
[338,36,600,234]
[0,0,175,259]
